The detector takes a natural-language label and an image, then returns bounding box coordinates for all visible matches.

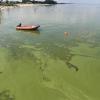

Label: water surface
[0,4,100,100]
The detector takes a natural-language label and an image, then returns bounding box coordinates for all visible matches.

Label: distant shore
[0,4,38,10]
[0,4,54,10]
[16,3,53,7]
[0,3,74,10]
[0,6,15,10]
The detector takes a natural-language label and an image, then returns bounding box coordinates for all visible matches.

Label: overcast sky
[37,0,100,4]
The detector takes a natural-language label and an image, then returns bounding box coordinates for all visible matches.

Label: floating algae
[76,32,100,48]
[37,42,79,72]
[70,43,100,59]
[0,90,15,100]
[0,72,3,74]
[66,62,79,71]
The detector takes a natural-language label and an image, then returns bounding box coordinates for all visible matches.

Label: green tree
[44,0,57,4]
[32,0,35,3]
[0,0,3,3]
[6,0,9,4]
[22,0,30,3]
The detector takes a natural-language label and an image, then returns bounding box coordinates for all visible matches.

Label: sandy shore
[0,4,51,10]
[16,4,34,7]
[16,4,51,7]
[0,4,35,10]
[0,5,17,10]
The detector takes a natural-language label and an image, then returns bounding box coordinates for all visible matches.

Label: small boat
[16,25,40,30]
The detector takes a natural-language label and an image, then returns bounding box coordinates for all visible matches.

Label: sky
[37,0,100,4]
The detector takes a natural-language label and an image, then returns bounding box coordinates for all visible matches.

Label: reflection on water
[16,29,40,35]
[0,4,100,100]
[0,10,2,24]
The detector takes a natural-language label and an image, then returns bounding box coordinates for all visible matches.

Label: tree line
[31,0,57,4]
[0,0,57,4]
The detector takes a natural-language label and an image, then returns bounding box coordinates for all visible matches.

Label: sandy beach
[0,5,17,10]
[0,4,34,10]
[16,4,34,7]
[0,4,51,10]
[17,3,51,7]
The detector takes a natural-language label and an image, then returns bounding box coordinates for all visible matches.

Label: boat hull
[16,25,40,30]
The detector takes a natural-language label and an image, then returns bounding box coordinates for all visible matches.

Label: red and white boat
[16,25,40,30]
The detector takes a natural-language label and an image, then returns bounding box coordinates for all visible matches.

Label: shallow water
[0,4,100,100]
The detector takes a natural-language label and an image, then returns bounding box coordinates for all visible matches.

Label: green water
[0,4,100,100]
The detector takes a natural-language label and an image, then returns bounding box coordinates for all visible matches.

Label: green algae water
[0,4,100,100]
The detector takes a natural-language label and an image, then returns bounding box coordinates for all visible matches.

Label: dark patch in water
[0,72,3,74]
[66,54,74,62]
[0,90,15,100]
[39,42,79,72]
[65,54,79,71]
[7,46,38,62]
[66,62,79,72]
[43,76,51,82]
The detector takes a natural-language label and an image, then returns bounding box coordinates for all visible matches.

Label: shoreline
[0,3,74,10]
[0,6,16,10]
[0,3,56,10]
[0,5,17,10]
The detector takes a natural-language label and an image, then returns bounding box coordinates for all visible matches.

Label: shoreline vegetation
[0,0,74,10]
